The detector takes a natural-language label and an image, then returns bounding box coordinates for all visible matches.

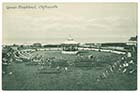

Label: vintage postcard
[2,3,137,90]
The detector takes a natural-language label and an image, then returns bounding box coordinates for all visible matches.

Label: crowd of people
[96,47,137,82]
[2,47,15,75]
[2,47,71,74]
[2,45,137,77]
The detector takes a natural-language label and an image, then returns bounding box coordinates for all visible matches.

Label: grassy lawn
[2,50,137,90]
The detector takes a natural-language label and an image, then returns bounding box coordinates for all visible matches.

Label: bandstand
[61,37,79,54]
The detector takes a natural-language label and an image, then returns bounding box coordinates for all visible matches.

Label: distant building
[82,43,96,48]
[95,43,102,48]
[11,46,18,50]
[127,36,137,46]
[32,43,42,48]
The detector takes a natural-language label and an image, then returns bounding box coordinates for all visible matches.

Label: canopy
[62,37,79,45]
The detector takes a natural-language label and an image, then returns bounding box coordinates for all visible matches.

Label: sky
[2,3,137,45]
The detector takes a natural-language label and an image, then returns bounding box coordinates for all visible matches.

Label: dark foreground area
[2,50,137,90]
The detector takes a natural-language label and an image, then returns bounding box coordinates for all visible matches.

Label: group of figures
[2,47,70,74]
[96,47,137,82]
[2,47,15,75]
[2,45,137,79]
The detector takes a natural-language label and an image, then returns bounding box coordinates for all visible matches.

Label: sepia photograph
[2,3,137,90]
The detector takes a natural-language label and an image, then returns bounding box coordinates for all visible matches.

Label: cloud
[3,12,137,44]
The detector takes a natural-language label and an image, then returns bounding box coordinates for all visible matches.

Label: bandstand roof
[62,37,79,45]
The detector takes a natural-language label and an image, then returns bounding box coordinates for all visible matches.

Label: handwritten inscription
[5,5,58,10]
